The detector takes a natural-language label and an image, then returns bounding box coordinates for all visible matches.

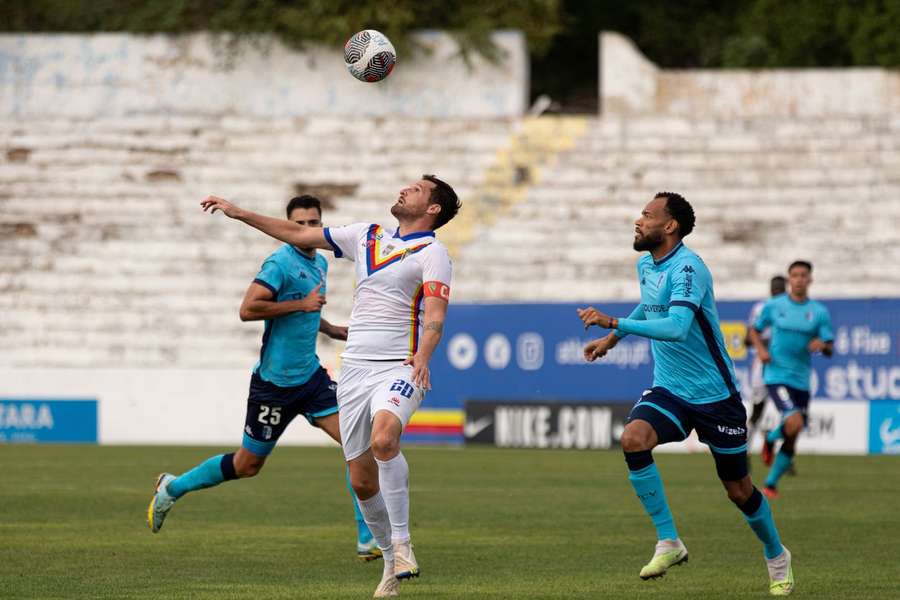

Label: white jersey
[324,222,452,360]
[748,300,771,344]
[747,299,770,393]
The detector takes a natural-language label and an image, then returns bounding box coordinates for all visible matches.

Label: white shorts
[337,358,425,461]
[749,357,768,405]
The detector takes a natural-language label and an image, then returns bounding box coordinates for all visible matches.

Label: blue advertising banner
[0,399,98,443]
[427,299,900,411]
[869,400,900,454]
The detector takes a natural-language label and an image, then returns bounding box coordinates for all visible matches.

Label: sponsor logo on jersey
[717,424,746,436]
[643,303,667,313]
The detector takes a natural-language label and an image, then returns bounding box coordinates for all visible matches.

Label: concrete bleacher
[3,112,899,368]
[453,115,900,302]
[0,116,517,367]
[4,31,898,371]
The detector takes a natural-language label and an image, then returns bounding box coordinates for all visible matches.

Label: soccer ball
[344,30,396,82]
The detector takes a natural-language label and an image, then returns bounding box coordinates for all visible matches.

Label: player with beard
[200,175,459,598]
[578,193,794,596]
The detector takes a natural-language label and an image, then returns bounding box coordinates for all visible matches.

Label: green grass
[1,446,897,599]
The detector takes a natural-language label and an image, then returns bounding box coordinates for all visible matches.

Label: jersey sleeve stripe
[669,300,699,311]
[322,227,343,258]
[694,309,739,397]
[253,278,278,296]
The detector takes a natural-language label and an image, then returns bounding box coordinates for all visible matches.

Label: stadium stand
[2,33,899,370]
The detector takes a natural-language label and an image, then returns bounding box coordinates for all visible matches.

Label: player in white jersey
[745,276,787,447]
[201,175,459,598]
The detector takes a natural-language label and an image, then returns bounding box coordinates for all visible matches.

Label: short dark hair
[423,174,460,230]
[789,260,812,273]
[656,191,695,237]
[770,275,787,295]
[285,195,322,218]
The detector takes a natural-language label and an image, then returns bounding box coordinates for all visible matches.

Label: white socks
[654,538,686,556]
[766,546,791,581]
[376,452,411,543]
[357,492,394,563]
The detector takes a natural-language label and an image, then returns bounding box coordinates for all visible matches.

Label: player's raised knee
[621,422,655,453]
[783,413,804,437]
[232,451,265,478]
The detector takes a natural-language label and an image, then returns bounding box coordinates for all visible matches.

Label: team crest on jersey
[806,311,813,321]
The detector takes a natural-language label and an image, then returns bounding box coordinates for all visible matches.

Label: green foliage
[1,0,897,110]
[0,0,562,64]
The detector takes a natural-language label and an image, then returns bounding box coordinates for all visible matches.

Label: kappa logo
[299,271,308,279]
[681,265,695,273]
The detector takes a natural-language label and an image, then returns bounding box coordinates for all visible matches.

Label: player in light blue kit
[749,260,833,499]
[147,195,379,561]
[579,193,794,596]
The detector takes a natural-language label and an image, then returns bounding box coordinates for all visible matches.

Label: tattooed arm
[404,294,449,390]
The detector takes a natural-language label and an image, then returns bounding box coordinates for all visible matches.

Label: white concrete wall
[1,368,336,446]
[0,31,527,118]
[600,31,900,117]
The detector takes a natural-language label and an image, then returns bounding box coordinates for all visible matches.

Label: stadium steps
[2,114,899,367]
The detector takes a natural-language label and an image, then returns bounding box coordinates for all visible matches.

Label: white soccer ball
[344,30,396,82]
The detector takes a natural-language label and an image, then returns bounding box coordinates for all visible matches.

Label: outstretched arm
[201,195,332,250]
[580,304,696,342]
[616,305,695,342]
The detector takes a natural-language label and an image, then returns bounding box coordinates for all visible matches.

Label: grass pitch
[1,445,897,599]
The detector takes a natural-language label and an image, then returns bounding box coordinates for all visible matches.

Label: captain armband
[423,281,451,301]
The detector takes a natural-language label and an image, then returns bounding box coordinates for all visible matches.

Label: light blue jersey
[615,243,740,404]
[252,244,328,387]
[754,294,833,391]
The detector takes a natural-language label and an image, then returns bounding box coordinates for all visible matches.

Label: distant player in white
[745,276,787,446]
[201,175,459,598]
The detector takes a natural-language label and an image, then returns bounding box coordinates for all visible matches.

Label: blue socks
[765,450,793,489]
[766,424,784,444]
[625,451,678,541]
[168,453,236,499]
[739,488,784,559]
[346,467,373,544]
